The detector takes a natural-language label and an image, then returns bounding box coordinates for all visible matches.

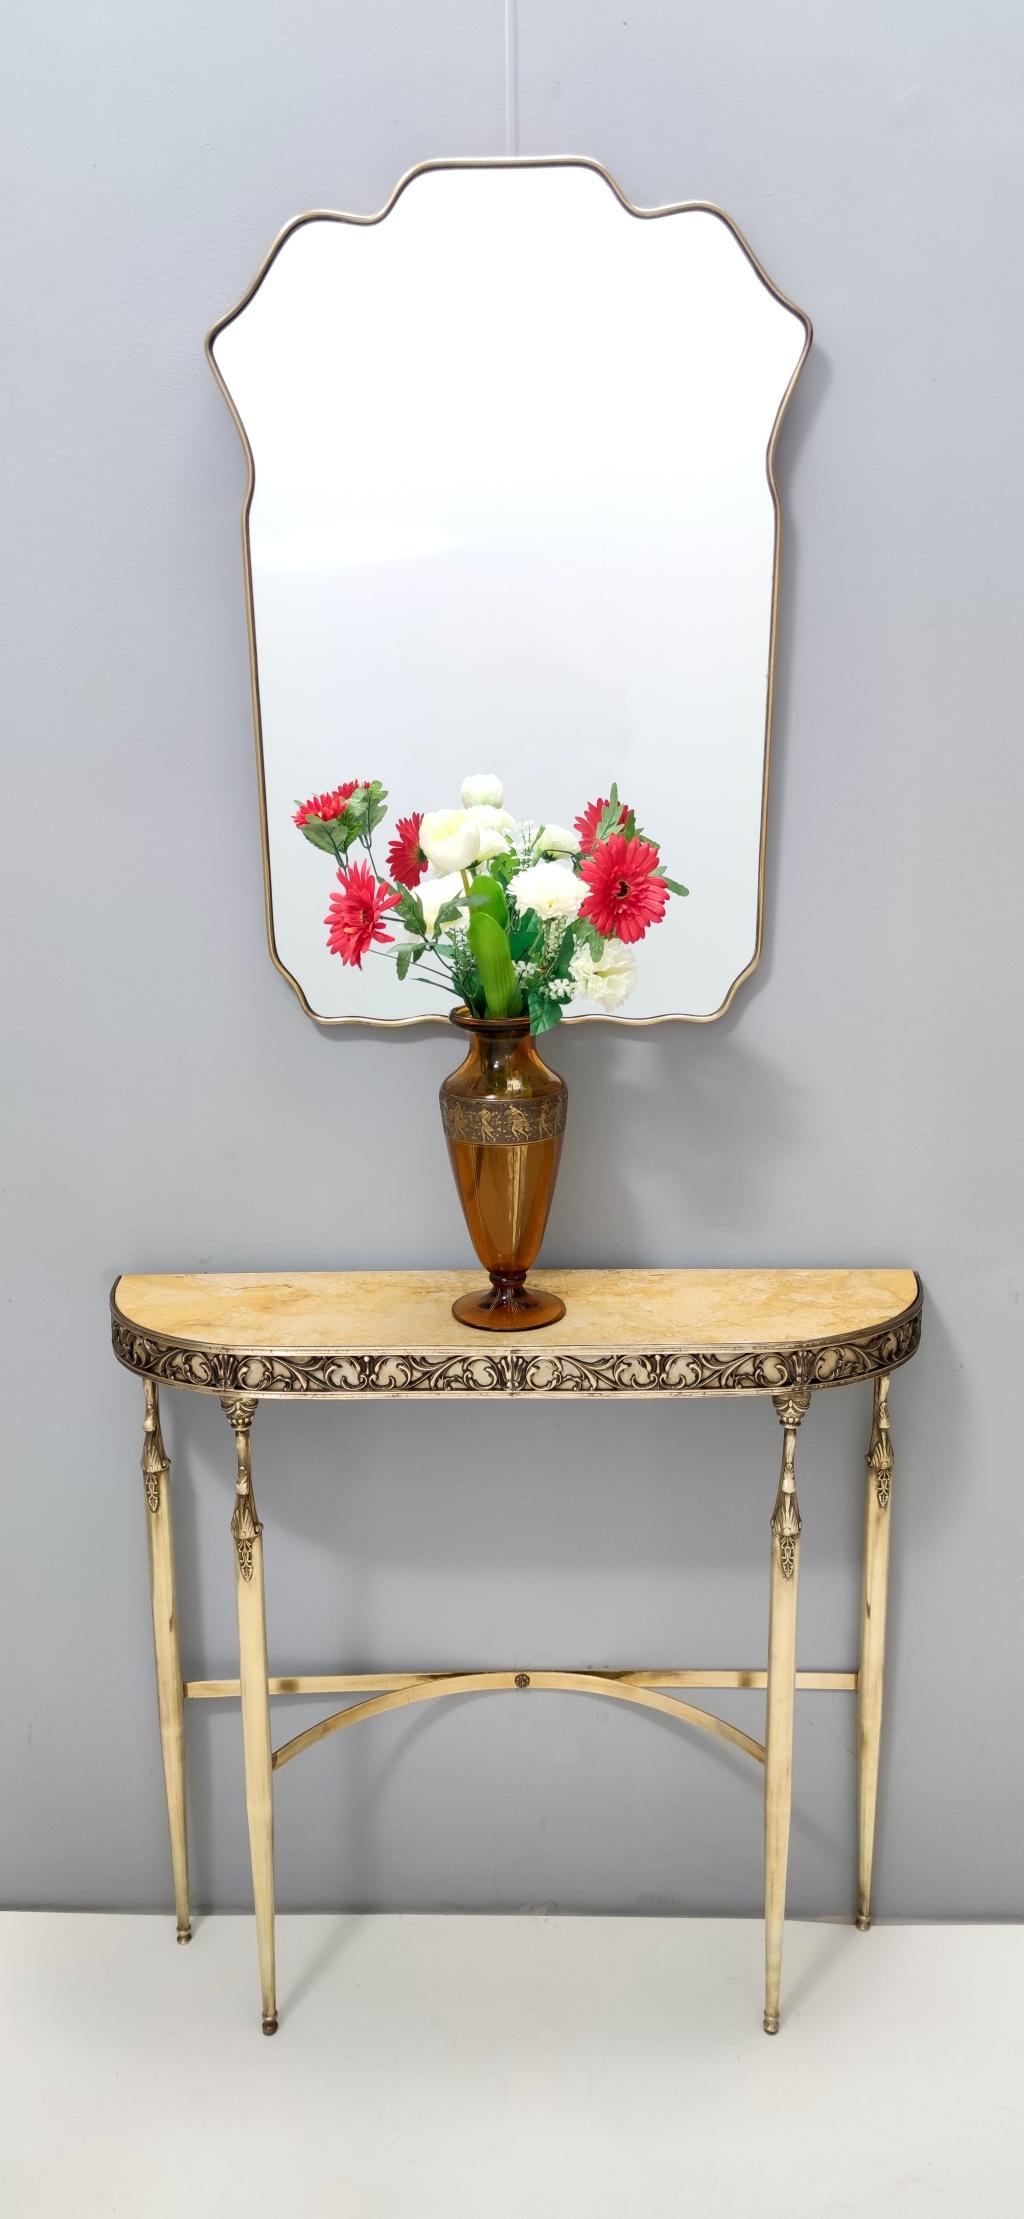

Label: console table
[111,1266,922,2038]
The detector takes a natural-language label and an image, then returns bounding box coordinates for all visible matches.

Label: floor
[1,1914,1019,2217]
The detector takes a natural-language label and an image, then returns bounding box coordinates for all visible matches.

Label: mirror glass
[210,161,808,1024]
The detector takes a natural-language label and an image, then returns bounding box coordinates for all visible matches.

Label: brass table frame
[111,1267,922,2038]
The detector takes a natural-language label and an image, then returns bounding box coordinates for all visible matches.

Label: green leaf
[508,907,541,962]
[593,785,623,845]
[487,851,518,888]
[661,876,689,898]
[466,873,509,929]
[435,899,466,928]
[395,887,426,936]
[297,815,342,855]
[468,911,522,1019]
[527,987,562,1035]
[460,963,484,1012]
[574,917,605,960]
[396,946,413,981]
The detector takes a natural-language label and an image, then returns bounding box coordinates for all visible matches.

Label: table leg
[763,1387,810,2034]
[142,1380,191,1944]
[222,1394,277,2034]
[857,1373,894,1931]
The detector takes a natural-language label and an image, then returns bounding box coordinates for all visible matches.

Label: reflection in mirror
[209,160,809,1025]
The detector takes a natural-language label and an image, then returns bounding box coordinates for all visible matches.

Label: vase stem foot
[452,1275,565,1332]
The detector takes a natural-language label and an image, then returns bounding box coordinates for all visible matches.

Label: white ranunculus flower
[419,808,481,874]
[460,772,504,809]
[533,822,580,857]
[418,871,466,936]
[467,803,516,861]
[570,938,637,1011]
[507,858,585,922]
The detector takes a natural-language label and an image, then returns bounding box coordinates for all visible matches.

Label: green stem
[361,833,390,886]
[369,952,454,989]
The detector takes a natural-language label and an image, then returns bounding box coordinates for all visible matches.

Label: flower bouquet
[295,773,687,1327]
[294,771,687,1029]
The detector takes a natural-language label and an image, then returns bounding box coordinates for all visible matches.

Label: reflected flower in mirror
[294,773,688,1031]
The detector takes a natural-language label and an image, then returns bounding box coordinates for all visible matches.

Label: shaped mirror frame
[208,158,810,1026]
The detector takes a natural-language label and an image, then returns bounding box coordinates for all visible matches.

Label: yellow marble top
[113,1268,920,1354]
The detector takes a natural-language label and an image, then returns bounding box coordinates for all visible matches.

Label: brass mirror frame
[206,155,812,1028]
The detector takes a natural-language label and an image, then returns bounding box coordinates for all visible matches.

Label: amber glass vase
[440,1008,567,1329]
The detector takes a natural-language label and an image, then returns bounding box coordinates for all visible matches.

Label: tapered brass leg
[763,1387,810,2034]
[857,1374,894,1932]
[223,1395,277,2034]
[142,1381,191,1943]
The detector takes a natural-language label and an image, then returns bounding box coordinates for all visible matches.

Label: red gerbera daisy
[386,811,426,889]
[574,794,630,854]
[579,833,669,945]
[325,860,400,967]
[293,779,365,828]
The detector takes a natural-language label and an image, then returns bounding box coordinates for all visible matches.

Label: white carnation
[466,803,516,861]
[570,938,637,1011]
[507,858,584,922]
[460,772,504,809]
[418,872,466,935]
[533,822,580,857]
[419,809,480,874]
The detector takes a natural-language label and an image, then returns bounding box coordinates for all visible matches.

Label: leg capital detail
[221,1394,259,1433]
[771,1386,811,1428]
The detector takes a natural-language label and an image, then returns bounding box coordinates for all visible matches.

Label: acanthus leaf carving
[221,1395,261,1580]
[141,1379,170,1514]
[867,1373,894,1512]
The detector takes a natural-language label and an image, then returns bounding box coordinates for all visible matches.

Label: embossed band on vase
[439,1092,568,1145]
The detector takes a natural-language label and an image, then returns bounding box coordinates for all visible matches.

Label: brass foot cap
[262,2015,279,2036]
[176,1925,193,1945]
[763,2015,780,2036]
[855,1914,871,1933]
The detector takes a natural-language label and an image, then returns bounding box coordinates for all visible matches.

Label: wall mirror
[208,158,810,1026]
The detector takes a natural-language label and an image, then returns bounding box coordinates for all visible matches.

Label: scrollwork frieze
[112,1299,921,1402]
[510,1350,661,1393]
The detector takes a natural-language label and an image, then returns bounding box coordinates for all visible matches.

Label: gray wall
[4,1,1022,1920]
